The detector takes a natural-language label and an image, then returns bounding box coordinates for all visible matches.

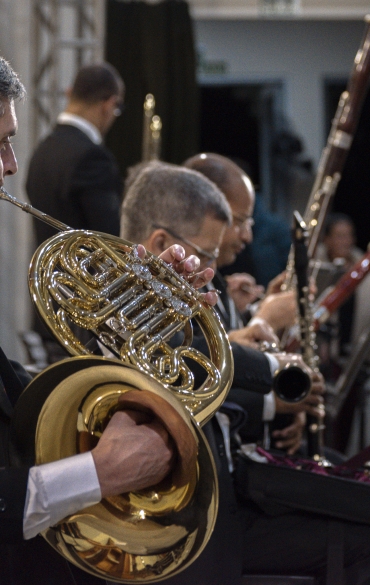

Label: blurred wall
[0,0,33,360]
[194,19,365,168]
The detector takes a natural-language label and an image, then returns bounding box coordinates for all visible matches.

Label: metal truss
[31,0,105,145]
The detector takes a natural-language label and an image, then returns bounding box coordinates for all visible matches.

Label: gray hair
[120,161,232,243]
[0,57,26,115]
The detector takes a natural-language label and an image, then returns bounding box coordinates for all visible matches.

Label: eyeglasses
[152,223,220,265]
[113,100,125,117]
[232,212,255,231]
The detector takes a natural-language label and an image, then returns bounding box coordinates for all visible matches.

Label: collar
[57,112,102,144]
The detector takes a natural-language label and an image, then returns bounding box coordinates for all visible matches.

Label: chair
[242,576,317,585]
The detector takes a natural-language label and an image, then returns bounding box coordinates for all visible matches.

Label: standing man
[26,62,124,244]
[26,62,125,359]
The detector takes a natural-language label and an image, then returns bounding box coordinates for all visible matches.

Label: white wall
[194,19,365,167]
[191,0,369,19]
[0,0,33,360]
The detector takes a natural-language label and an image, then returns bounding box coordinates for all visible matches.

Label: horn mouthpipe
[0,187,72,232]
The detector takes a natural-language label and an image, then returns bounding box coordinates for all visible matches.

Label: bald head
[183,153,255,207]
[183,153,255,268]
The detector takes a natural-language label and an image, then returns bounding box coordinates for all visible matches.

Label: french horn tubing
[1,187,234,583]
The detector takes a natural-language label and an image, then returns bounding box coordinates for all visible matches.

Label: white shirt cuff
[263,391,276,421]
[245,301,260,317]
[264,351,280,378]
[24,451,101,540]
[248,315,268,328]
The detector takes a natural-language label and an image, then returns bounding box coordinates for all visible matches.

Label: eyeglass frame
[113,99,125,117]
[232,212,255,230]
[152,223,220,265]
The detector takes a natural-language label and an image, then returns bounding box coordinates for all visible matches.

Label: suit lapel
[0,347,24,409]
[212,272,244,331]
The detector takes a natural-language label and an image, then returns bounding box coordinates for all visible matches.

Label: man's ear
[101,95,116,114]
[144,229,172,256]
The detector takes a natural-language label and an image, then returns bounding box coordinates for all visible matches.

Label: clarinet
[293,211,331,466]
[283,16,370,293]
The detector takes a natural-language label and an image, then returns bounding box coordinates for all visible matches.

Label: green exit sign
[260,0,301,15]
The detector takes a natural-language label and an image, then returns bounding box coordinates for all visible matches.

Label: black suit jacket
[26,123,122,246]
[0,348,30,543]
[26,123,123,347]
[0,348,121,584]
[189,272,273,441]
[211,273,301,444]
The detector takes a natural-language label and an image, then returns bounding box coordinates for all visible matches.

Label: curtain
[105,0,199,179]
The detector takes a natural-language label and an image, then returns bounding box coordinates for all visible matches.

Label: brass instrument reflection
[142,93,162,161]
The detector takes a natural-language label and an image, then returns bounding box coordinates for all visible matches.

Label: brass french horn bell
[1,188,234,583]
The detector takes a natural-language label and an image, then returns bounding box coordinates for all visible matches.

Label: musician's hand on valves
[225,272,265,313]
[137,243,218,306]
[272,412,306,455]
[91,409,174,498]
[228,318,279,349]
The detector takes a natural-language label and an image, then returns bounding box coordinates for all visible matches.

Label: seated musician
[120,159,370,585]
[315,212,368,357]
[314,213,370,455]
[183,152,316,453]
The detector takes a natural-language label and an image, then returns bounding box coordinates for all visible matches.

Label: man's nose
[3,143,18,176]
[240,224,253,244]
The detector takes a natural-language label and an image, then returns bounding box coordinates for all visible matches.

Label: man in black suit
[121,158,370,584]
[0,57,220,584]
[26,62,124,242]
[26,63,125,359]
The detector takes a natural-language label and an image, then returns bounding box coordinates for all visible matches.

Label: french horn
[1,188,234,583]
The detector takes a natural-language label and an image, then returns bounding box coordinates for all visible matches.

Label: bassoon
[283,15,370,291]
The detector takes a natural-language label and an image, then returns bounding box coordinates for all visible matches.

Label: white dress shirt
[57,112,102,145]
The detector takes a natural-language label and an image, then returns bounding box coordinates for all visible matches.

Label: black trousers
[2,537,106,585]
[1,420,243,585]
[240,499,370,585]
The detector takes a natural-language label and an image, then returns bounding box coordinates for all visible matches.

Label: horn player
[0,56,218,585]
